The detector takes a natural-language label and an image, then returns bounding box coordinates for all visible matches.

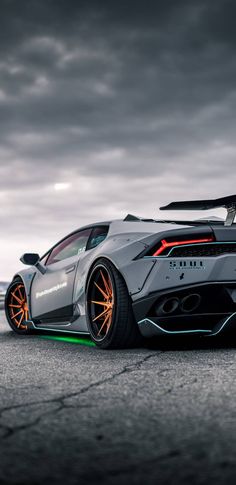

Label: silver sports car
[5,194,236,348]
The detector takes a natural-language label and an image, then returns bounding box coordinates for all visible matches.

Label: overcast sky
[0,0,236,279]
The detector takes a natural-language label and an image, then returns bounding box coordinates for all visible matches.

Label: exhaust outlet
[155,297,179,316]
[180,293,201,313]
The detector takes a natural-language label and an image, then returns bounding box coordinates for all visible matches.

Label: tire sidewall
[86,259,120,347]
[5,278,29,335]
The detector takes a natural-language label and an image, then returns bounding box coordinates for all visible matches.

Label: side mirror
[20,253,40,266]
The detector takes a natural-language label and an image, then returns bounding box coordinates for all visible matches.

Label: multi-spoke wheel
[5,278,31,334]
[86,258,142,349]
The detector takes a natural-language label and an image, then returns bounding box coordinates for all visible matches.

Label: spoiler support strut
[225,205,236,226]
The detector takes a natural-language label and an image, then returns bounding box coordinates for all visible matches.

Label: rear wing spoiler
[160,194,236,226]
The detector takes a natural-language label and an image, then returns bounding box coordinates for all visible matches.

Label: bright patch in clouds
[54,183,71,191]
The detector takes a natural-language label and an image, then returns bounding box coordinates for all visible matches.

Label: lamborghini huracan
[5,194,236,348]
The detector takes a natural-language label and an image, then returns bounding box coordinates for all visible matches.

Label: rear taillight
[152,236,214,256]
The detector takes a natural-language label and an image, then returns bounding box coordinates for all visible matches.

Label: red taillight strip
[153,237,214,256]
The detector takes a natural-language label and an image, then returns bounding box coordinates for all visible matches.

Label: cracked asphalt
[1,310,236,485]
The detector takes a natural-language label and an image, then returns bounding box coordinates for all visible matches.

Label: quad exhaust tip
[155,293,202,316]
[155,297,180,315]
[180,293,202,313]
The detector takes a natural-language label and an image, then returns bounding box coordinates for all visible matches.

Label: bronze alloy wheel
[88,266,115,341]
[6,280,29,332]
[86,258,142,349]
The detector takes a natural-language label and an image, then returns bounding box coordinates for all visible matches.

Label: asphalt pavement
[1,309,236,485]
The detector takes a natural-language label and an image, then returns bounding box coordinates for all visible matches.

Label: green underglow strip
[39,335,96,347]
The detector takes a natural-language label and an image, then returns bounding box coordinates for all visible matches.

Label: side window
[46,229,91,266]
[87,226,109,250]
[40,253,49,265]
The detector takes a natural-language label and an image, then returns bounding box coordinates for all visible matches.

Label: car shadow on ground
[3,327,236,354]
[144,333,236,352]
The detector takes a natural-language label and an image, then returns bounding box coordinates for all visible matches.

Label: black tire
[86,258,142,349]
[5,277,31,335]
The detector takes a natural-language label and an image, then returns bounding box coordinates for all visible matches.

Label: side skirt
[27,320,90,335]
[25,317,90,335]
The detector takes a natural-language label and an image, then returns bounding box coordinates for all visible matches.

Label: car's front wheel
[86,258,142,349]
[5,278,31,334]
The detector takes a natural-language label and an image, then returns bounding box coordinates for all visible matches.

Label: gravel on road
[1,310,236,485]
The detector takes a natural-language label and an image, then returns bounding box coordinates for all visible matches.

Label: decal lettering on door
[36,281,68,299]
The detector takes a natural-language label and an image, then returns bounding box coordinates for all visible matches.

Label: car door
[30,228,92,322]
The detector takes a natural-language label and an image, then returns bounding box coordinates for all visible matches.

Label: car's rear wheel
[86,258,142,349]
[5,278,31,334]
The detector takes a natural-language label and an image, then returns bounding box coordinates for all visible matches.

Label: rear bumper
[132,280,236,337]
[129,253,236,337]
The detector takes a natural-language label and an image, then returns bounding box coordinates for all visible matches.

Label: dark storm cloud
[0,0,236,277]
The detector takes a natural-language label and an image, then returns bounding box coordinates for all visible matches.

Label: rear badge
[169,260,205,270]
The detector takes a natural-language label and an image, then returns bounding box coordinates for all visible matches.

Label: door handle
[65,265,75,274]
